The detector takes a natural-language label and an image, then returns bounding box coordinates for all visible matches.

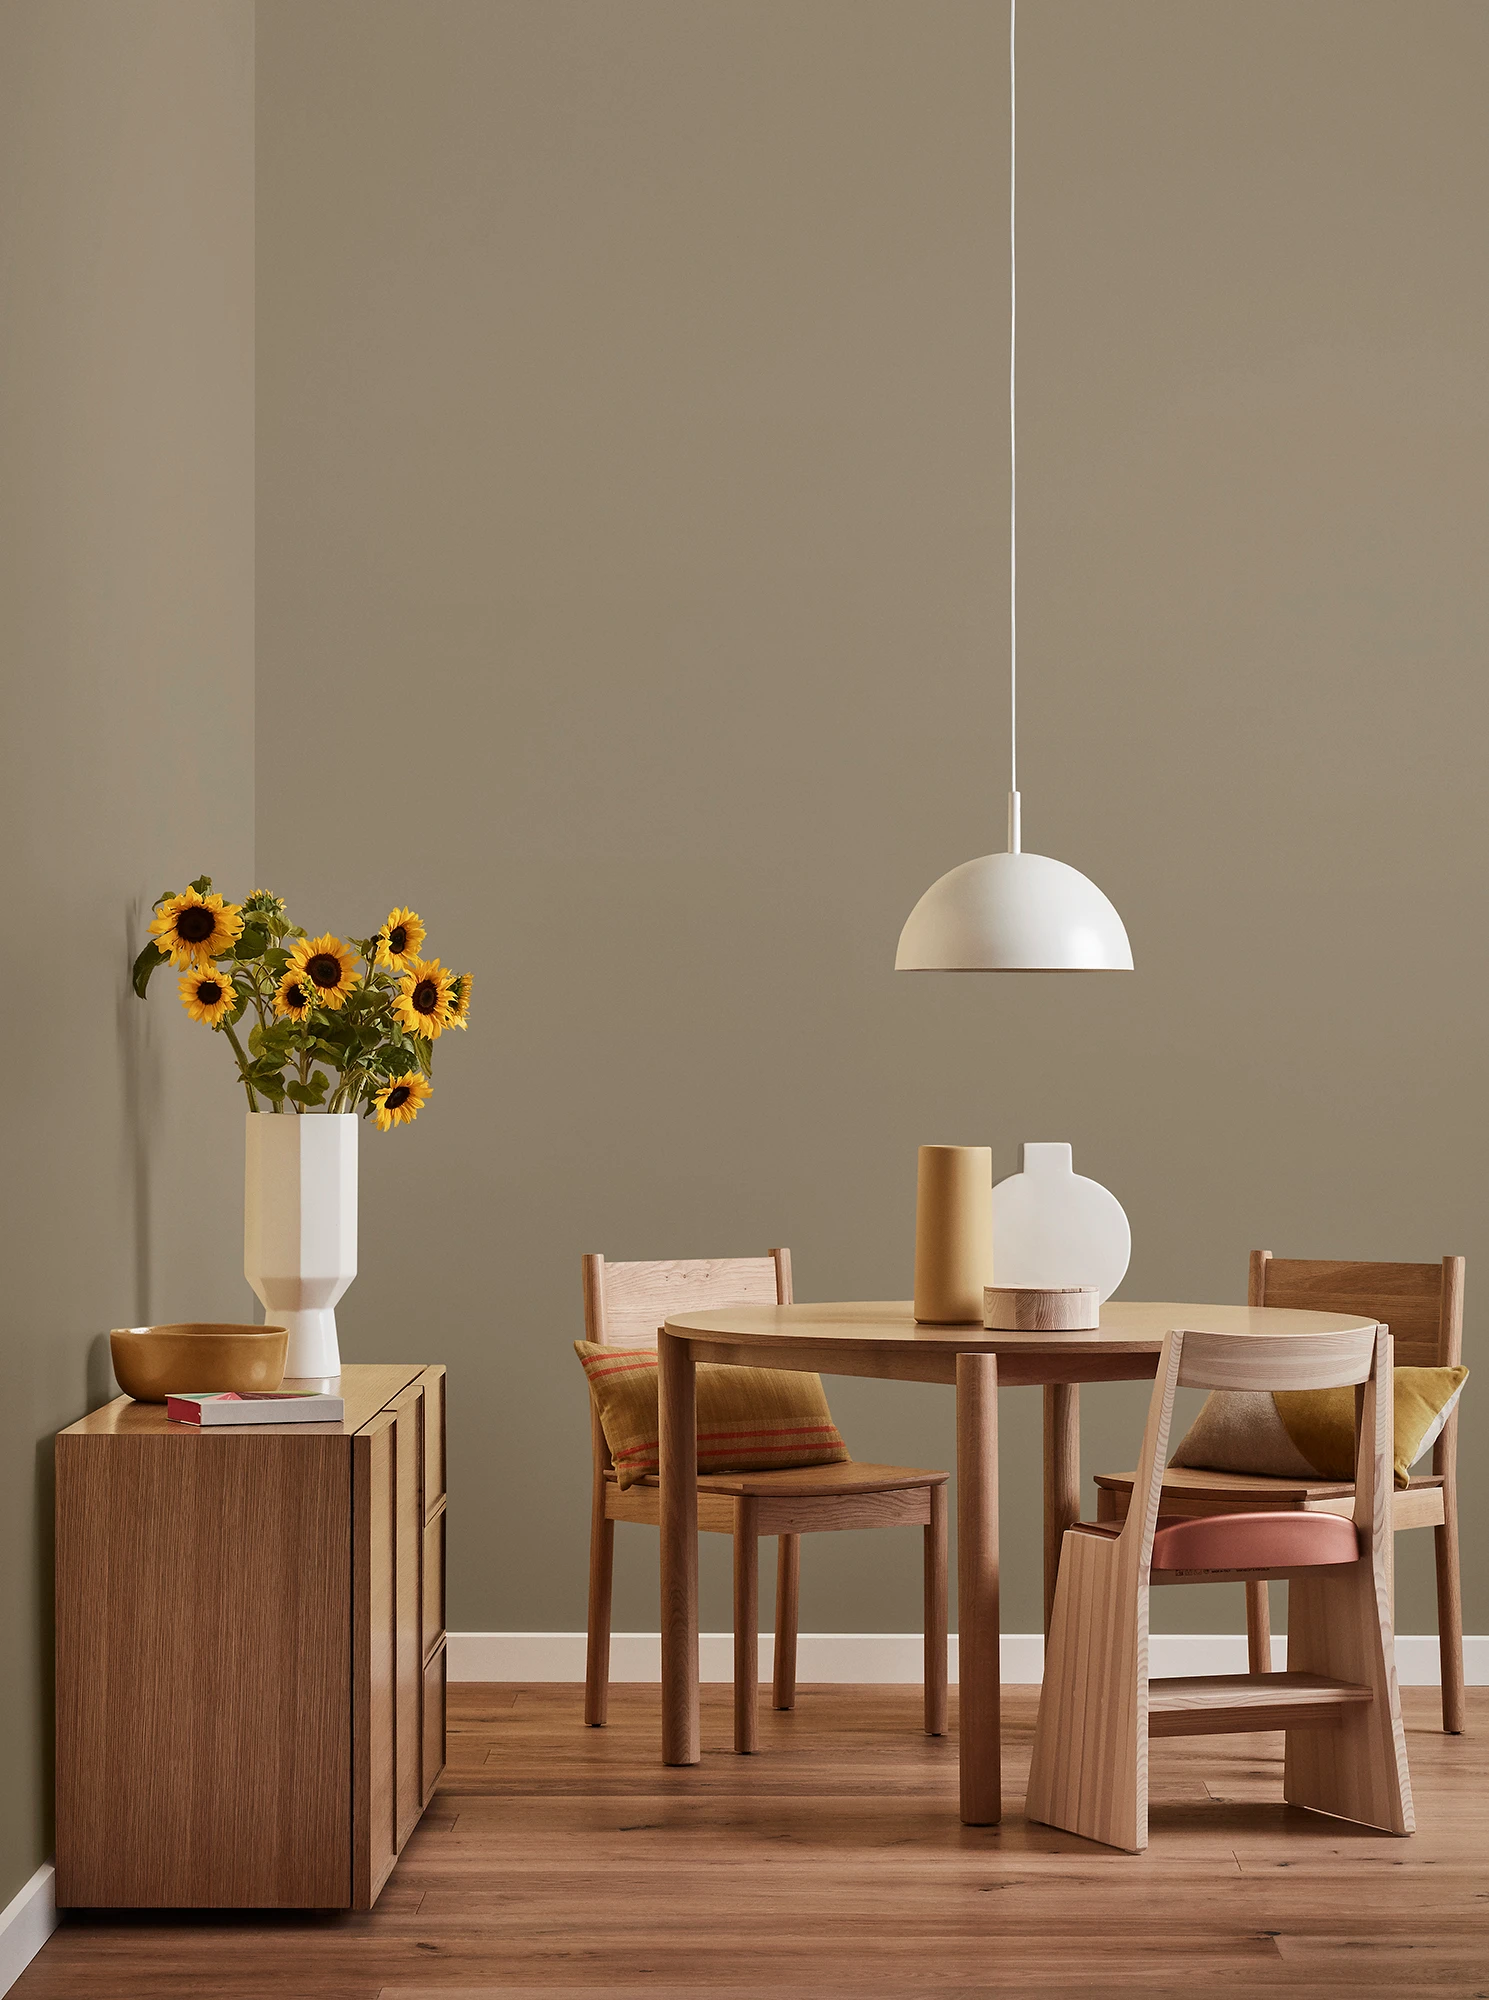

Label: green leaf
[227,992,250,1028]
[285,1073,330,1106]
[188,875,213,895]
[131,941,168,998]
[262,948,291,972]
[381,1044,418,1077]
[235,925,270,960]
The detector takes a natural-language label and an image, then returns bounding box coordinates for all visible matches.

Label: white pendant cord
[1007,0,1021,855]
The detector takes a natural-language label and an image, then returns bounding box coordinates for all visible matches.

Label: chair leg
[734,1500,759,1753]
[1435,1485,1466,1734]
[1245,1580,1273,1674]
[924,1483,948,1737]
[584,1487,615,1727]
[772,1534,799,1710]
[1026,1530,1146,1853]
[1284,1563,1413,1835]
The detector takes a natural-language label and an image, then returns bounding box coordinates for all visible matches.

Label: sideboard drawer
[423,1505,446,1660]
[423,1364,446,1514]
[422,1642,447,1810]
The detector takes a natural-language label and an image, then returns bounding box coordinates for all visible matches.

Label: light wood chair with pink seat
[582,1249,949,1753]
[1094,1252,1466,1731]
[1027,1321,1413,1853]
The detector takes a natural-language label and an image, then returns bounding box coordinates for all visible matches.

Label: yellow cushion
[575,1341,850,1489]
[1171,1366,1467,1491]
[1274,1367,1467,1488]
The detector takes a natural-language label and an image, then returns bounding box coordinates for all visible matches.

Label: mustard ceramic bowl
[109,1323,289,1402]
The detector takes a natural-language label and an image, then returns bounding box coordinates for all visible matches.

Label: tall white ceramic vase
[244,1112,358,1381]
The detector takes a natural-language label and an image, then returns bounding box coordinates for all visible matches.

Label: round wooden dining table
[656,1297,1381,1826]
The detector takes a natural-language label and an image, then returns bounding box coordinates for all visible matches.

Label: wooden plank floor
[18,1685,1488,1998]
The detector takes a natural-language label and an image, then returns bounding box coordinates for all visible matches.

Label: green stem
[222,1021,259,1112]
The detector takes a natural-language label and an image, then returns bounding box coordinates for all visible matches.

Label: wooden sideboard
[54,1363,447,1909]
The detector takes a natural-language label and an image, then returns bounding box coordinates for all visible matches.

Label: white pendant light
[896,0,1133,974]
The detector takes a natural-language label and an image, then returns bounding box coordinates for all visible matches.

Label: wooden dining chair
[1093,1253,1466,1731]
[582,1249,949,1753]
[1028,1321,1413,1852]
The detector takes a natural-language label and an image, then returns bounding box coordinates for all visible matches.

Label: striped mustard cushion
[575,1341,850,1489]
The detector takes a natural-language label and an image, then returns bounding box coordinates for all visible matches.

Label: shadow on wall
[119,900,160,1328]
[33,1438,55,1855]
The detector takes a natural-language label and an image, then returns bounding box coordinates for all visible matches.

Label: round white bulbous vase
[244,1111,358,1383]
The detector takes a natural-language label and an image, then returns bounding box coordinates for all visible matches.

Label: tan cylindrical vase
[914,1144,994,1325]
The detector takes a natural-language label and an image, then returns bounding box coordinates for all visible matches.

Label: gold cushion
[575,1342,850,1490]
[1170,1367,1467,1491]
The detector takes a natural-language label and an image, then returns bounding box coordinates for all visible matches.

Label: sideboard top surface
[59,1363,427,1439]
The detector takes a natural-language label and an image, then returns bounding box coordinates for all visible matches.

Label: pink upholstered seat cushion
[1150,1509,1360,1573]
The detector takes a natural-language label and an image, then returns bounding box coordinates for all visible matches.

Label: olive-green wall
[255,0,1488,1650]
[0,1,256,1909]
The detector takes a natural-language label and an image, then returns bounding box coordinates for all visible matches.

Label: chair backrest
[1251,1251,1464,1368]
[1123,1323,1392,1573]
[581,1249,793,1349]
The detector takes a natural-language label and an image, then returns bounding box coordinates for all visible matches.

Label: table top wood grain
[661,1300,1380,1387]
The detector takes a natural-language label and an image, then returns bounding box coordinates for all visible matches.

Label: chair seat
[606,1460,947,1498]
[1094,1463,1446,1525]
[1150,1509,1360,1572]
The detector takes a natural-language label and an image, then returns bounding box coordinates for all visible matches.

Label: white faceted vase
[244,1112,358,1382]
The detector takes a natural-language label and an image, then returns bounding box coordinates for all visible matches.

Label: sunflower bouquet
[133,878,472,1131]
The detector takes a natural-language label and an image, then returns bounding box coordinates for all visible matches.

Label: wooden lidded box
[54,1363,446,1910]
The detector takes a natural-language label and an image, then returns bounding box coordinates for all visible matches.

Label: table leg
[956,1351,1000,1826]
[659,1329,700,1765]
[1043,1383,1081,1639]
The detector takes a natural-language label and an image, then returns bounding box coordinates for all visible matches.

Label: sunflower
[372,1072,431,1132]
[392,957,457,1040]
[150,888,243,969]
[244,889,286,918]
[374,907,426,971]
[286,933,358,1010]
[446,971,473,1028]
[273,971,315,1023]
[179,966,237,1028]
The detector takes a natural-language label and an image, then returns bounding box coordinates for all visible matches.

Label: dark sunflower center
[413,979,438,1013]
[306,954,342,988]
[385,1084,411,1111]
[286,982,307,1008]
[389,925,408,954]
[177,906,216,943]
[199,981,223,1005]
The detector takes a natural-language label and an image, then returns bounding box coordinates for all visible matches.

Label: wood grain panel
[421,1641,446,1808]
[55,1431,350,1907]
[393,1383,425,1849]
[1148,1672,1372,1736]
[596,1256,781,1348]
[1256,1255,1454,1366]
[353,1412,397,1911]
[422,1364,446,1513]
[422,1504,446,1664]
[751,1488,932,1537]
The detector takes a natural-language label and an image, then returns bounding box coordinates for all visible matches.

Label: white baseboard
[0,1865,55,1999]
[448,1630,1486,1686]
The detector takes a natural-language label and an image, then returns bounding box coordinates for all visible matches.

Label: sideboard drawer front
[56,1431,352,1908]
[422,1642,447,1807]
[423,1507,446,1662]
[422,1366,446,1515]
